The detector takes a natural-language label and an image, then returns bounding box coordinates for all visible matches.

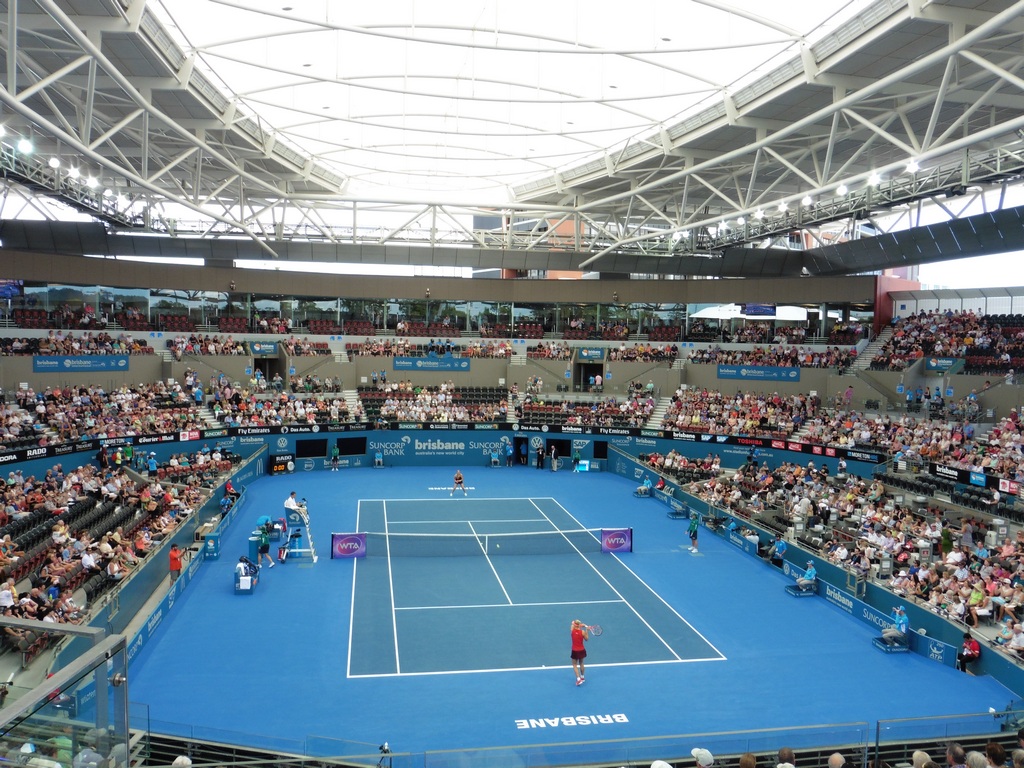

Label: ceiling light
[103,188,114,197]
[85,176,98,188]
[0,125,6,138]
[906,159,920,174]
[801,195,813,207]
[777,201,788,212]
[868,172,881,187]
[754,209,765,219]
[16,138,32,154]
[736,216,745,226]
[48,157,60,169]
[67,167,80,179]
[837,184,848,196]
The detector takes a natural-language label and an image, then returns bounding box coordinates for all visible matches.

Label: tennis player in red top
[570,619,589,686]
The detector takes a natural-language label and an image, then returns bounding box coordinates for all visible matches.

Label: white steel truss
[0,0,1022,275]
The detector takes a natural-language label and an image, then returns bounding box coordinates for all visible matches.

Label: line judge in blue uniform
[882,605,909,645]
[796,560,817,590]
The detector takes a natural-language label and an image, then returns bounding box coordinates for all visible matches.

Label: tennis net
[364,528,604,557]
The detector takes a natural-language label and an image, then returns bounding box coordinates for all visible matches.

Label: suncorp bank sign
[368,435,477,459]
[469,435,512,455]
[370,436,411,457]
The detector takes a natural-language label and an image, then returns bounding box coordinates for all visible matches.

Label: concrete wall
[169,356,250,386]
[853,365,1023,417]
[681,363,837,399]
[171,354,352,389]
[0,250,879,306]
[0,355,165,392]
[349,356,510,390]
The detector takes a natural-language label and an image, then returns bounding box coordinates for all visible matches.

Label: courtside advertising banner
[331,532,367,559]
[33,354,130,372]
[250,341,279,355]
[601,528,633,553]
[717,364,801,382]
[393,357,470,371]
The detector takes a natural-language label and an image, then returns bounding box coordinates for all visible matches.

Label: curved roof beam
[576,0,1024,268]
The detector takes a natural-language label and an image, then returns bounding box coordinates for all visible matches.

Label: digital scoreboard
[269,453,295,475]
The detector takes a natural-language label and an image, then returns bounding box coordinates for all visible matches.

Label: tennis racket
[584,624,603,637]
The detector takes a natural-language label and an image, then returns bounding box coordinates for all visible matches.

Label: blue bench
[872,637,909,653]
[785,583,816,597]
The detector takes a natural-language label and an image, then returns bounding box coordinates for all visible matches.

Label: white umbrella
[691,303,808,321]
[690,303,742,320]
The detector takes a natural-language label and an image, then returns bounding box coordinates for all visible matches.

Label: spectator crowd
[870,309,1024,372]
[1,331,152,356]
[686,344,855,369]
[660,387,820,438]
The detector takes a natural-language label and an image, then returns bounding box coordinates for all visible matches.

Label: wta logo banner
[331,533,367,559]
[601,528,633,553]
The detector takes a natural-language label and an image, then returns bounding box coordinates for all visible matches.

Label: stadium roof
[1,0,1024,276]
[889,286,1024,301]
[145,0,875,203]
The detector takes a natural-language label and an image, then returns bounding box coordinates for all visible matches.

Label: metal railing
[131,710,1024,768]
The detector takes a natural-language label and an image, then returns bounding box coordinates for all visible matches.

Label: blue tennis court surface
[127,467,1015,762]
[348,497,723,676]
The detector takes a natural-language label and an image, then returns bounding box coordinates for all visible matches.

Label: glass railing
[876,709,1024,761]
[133,720,872,768]
[142,719,309,756]
[417,723,873,768]
[130,710,1024,768]
[0,634,130,768]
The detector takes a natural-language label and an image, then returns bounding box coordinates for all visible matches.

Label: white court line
[345,500,363,678]
[383,500,402,674]
[349,658,699,679]
[357,497,562,502]
[468,521,513,605]
[348,496,726,679]
[530,499,691,662]
[396,599,624,611]
[376,498,579,529]
[387,517,551,527]
[547,497,728,662]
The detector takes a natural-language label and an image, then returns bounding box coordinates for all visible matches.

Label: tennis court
[127,467,1015,761]
[347,497,724,676]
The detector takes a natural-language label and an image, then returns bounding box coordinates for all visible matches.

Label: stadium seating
[159,314,195,332]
